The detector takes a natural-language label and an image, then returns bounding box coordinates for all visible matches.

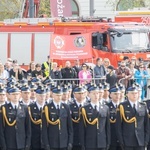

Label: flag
[50,0,72,17]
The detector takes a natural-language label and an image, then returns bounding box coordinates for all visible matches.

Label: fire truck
[0,17,150,68]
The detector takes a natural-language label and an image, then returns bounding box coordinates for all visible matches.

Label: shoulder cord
[2,106,16,126]
[81,108,99,129]
[28,107,41,125]
[44,106,60,130]
[119,105,137,127]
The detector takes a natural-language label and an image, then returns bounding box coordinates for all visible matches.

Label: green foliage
[39,0,51,17]
[0,0,22,21]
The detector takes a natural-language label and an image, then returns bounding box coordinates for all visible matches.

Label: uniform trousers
[148,145,150,150]
[72,146,82,150]
[124,146,145,150]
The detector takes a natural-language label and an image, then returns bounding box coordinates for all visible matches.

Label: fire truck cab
[0,17,150,67]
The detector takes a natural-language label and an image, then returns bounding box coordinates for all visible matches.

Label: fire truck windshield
[110,31,150,53]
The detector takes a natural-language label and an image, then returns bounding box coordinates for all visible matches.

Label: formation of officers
[0,76,150,150]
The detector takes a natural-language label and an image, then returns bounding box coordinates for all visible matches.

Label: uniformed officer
[103,83,110,103]
[144,98,150,150]
[107,86,121,150]
[0,84,7,107]
[0,84,7,150]
[98,84,107,105]
[20,85,31,105]
[45,86,52,104]
[67,83,73,102]
[69,86,86,150]
[62,85,70,104]
[116,85,149,150]
[29,85,46,150]
[118,83,126,102]
[6,81,17,104]
[42,86,73,150]
[0,86,31,150]
[30,83,37,103]
[80,85,110,150]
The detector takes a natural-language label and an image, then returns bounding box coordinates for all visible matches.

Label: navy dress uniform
[80,85,110,150]
[0,87,31,150]
[116,86,149,150]
[29,86,47,150]
[107,86,121,150]
[0,85,7,150]
[42,86,73,150]
[144,99,150,150]
[69,86,86,150]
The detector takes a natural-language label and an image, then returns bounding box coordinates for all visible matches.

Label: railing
[52,77,106,86]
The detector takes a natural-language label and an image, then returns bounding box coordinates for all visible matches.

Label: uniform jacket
[80,103,110,149]
[0,103,31,149]
[116,100,149,147]
[69,100,82,147]
[107,101,119,146]
[144,100,150,145]
[42,101,73,149]
[29,102,43,149]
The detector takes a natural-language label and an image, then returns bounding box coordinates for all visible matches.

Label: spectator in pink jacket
[78,63,92,84]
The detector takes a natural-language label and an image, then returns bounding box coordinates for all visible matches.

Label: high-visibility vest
[43,62,50,77]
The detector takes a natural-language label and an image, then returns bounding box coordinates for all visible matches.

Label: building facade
[71,0,115,19]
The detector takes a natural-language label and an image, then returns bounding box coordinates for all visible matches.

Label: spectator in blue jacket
[134,64,149,100]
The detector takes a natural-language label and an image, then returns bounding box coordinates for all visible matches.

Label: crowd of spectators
[0,55,150,100]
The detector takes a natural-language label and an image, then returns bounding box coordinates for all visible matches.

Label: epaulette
[84,102,89,106]
[120,101,126,105]
[20,103,26,107]
[29,103,35,107]
[49,100,53,105]
[139,101,146,105]
[69,101,74,105]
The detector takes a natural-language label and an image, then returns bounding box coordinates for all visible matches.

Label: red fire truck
[0,17,150,67]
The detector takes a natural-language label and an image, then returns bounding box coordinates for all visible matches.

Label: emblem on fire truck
[54,36,65,49]
[74,36,86,48]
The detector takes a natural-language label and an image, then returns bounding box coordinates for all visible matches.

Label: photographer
[50,62,62,84]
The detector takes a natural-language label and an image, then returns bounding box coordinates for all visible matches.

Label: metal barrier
[51,77,106,86]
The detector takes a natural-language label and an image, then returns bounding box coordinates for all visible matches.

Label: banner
[50,0,72,17]
[50,33,92,60]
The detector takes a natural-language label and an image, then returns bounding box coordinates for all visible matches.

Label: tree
[39,0,51,17]
[0,0,23,21]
